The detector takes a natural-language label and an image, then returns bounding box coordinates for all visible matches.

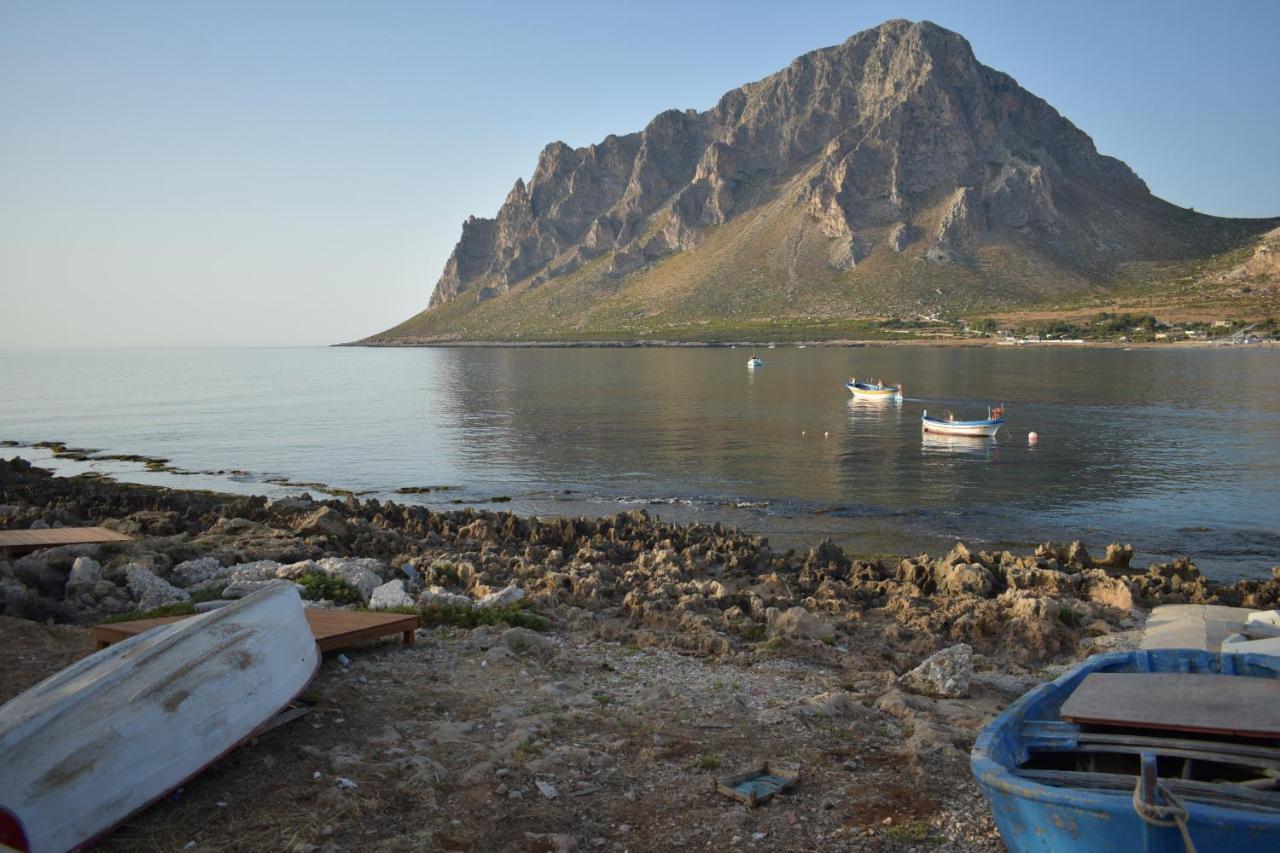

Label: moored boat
[747,355,763,368]
[972,649,1280,852]
[845,377,903,400]
[0,584,319,852]
[921,406,1003,436]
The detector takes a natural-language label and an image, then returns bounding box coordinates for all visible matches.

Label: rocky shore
[3,456,1279,851]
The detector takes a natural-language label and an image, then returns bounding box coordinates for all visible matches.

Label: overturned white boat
[0,584,318,852]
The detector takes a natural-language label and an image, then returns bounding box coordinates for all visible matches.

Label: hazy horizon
[3,0,1278,347]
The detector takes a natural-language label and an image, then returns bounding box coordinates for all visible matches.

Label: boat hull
[972,649,1280,852]
[921,415,1002,437]
[845,382,902,400]
[0,584,319,852]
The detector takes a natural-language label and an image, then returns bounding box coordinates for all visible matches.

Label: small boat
[972,649,1280,852]
[845,377,903,401]
[0,584,319,852]
[747,356,763,368]
[921,406,1003,437]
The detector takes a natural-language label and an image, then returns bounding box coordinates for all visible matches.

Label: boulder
[418,586,475,609]
[1084,571,1136,611]
[66,557,102,591]
[369,579,414,610]
[500,627,553,655]
[170,556,222,588]
[936,562,994,597]
[315,557,385,602]
[293,506,351,539]
[898,643,973,698]
[767,606,835,641]
[125,565,189,611]
[476,583,524,609]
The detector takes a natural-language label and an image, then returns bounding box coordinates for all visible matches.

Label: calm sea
[2,346,1278,580]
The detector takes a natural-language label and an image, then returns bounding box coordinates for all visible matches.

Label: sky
[2,0,1277,347]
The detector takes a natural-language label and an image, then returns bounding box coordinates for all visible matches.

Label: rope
[1132,776,1197,853]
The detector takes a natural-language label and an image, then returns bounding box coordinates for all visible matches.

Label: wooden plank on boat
[91,609,417,653]
[0,526,131,555]
[1061,672,1280,738]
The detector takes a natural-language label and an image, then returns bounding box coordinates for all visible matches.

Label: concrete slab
[1140,604,1255,652]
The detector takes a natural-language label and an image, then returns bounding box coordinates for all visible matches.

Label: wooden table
[0,526,132,556]
[92,608,418,653]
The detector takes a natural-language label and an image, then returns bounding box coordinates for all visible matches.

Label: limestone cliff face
[421,19,1257,313]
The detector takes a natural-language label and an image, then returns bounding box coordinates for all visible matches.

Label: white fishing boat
[921,406,1005,437]
[0,584,319,852]
[846,377,903,400]
[747,355,763,368]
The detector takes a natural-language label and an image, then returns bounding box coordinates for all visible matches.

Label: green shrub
[295,571,363,605]
[416,602,549,631]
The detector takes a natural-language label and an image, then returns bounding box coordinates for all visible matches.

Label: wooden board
[1061,672,1280,739]
[0,526,132,555]
[92,609,417,653]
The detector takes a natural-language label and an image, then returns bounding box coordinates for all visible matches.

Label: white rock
[536,779,558,799]
[125,565,190,611]
[67,557,102,590]
[170,556,222,588]
[369,579,414,610]
[418,586,474,609]
[476,583,524,609]
[898,643,974,698]
[225,560,284,584]
[316,557,385,603]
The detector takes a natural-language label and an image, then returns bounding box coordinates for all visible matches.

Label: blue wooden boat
[922,406,1004,437]
[972,649,1280,852]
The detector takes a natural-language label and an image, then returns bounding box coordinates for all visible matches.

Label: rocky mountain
[367,19,1277,343]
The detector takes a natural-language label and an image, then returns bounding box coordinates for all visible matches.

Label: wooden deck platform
[0,526,132,555]
[91,608,417,653]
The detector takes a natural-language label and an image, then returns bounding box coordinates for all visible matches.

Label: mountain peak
[389,20,1276,338]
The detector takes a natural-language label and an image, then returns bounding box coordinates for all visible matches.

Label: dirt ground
[2,616,1012,852]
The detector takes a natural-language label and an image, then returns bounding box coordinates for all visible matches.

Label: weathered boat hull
[972,649,1280,852]
[845,381,902,400]
[921,411,1002,436]
[0,584,319,852]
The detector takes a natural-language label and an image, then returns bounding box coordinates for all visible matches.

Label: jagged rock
[1083,571,1136,611]
[1066,541,1092,567]
[898,644,973,698]
[369,579,414,610]
[418,586,475,609]
[477,583,524,609]
[1098,543,1134,569]
[936,562,994,597]
[125,565,189,611]
[293,507,351,539]
[500,627,552,655]
[315,557,385,602]
[170,556,223,588]
[767,606,835,641]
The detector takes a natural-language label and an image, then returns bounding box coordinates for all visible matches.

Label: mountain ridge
[365,19,1278,343]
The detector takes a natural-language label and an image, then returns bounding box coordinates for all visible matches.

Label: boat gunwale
[972,649,1280,824]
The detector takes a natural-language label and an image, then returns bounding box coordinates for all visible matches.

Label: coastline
[3,456,1279,849]
[341,336,1277,350]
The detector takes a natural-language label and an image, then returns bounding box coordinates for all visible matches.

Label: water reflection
[1,346,1278,577]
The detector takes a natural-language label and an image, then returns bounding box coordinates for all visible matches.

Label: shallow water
[2,345,1278,579]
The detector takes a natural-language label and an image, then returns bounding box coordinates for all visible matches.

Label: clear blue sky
[2,0,1277,346]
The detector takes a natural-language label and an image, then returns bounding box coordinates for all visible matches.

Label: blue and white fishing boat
[972,649,1280,852]
[845,377,903,401]
[747,355,763,368]
[921,406,1003,437]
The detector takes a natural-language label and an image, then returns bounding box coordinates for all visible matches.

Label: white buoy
[823,431,830,438]
[801,430,806,436]
[1028,431,1039,445]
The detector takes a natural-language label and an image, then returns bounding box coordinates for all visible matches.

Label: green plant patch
[104,601,197,623]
